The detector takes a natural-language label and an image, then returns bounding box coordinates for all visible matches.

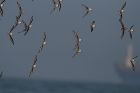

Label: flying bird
[0,71,3,77]
[7,25,15,45]
[81,4,92,18]
[0,0,5,16]
[130,55,138,71]
[49,0,59,14]
[90,21,95,32]
[118,2,126,20]
[17,2,24,19]
[29,55,37,77]
[38,32,47,53]
[14,16,21,28]
[119,19,127,39]
[72,44,82,58]
[128,25,134,39]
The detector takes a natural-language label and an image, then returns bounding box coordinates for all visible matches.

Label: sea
[0,78,140,93]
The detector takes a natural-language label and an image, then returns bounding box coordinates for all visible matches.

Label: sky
[0,0,140,83]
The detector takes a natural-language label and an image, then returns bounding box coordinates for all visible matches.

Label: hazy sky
[0,0,140,83]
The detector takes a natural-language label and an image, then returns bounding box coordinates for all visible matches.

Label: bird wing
[58,1,61,11]
[52,0,56,4]
[75,34,79,41]
[129,32,132,39]
[49,7,56,14]
[22,20,27,29]
[121,30,125,39]
[33,55,37,64]
[130,25,134,29]
[82,11,89,18]
[29,67,34,77]
[119,19,124,28]
[119,13,123,20]
[10,36,14,45]
[28,16,33,26]
[0,71,3,77]
[24,30,28,36]
[91,27,93,32]
[10,25,15,32]
[133,55,138,59]
[73,43,79,51]
[119,20,126,39]
[72,52,78,58]
[17,2,23,12]
[17,13,21,19]
[92,21,95,24]
[0,7,3,16]
[38,44,43,53]
[130,62,135,71]
[43,32,46,41]
[73,31,77,37]
[73,31,79,40]
[1,0,5,4]
[15,16,19,22]
[121,2,126,9]
[81,4,88,9]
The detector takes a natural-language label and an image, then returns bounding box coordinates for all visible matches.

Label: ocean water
[0,78,140,93]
